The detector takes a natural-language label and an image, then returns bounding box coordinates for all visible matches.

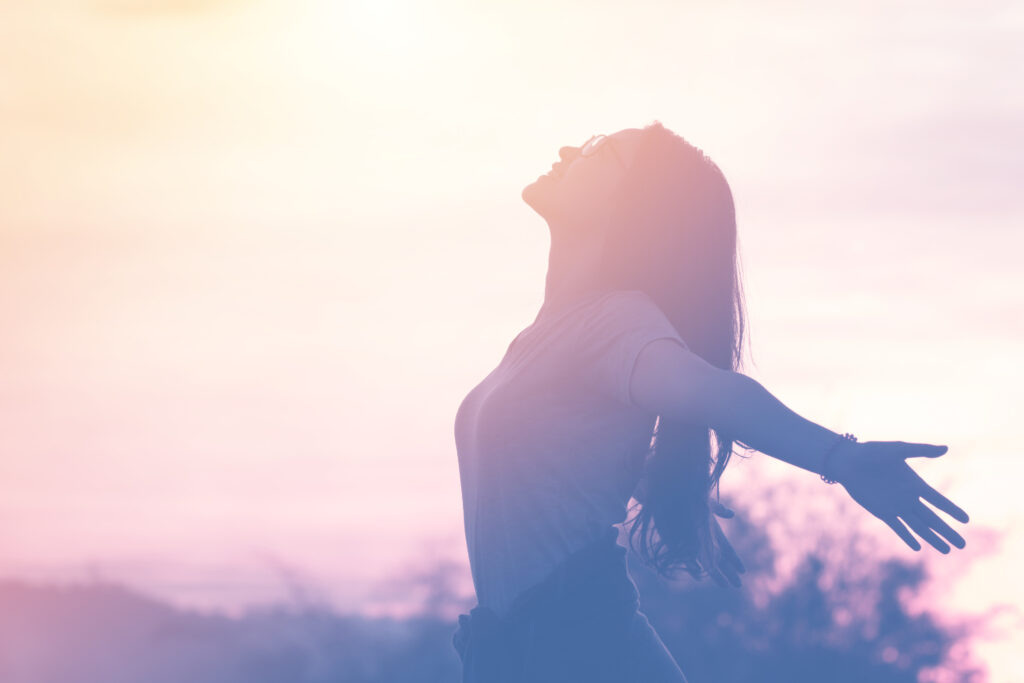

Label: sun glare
[318,0,422,55]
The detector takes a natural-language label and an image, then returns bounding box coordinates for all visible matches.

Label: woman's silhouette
[451,121,969,682]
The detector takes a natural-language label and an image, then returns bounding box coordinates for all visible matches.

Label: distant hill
[0,580,460,683]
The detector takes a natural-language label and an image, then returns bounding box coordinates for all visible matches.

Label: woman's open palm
[833,441,970,553]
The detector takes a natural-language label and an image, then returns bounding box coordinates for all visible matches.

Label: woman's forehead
[610,127,644,141]
[609,128,645,167]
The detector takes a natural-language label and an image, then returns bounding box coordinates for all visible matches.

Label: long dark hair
[596,121,748,581]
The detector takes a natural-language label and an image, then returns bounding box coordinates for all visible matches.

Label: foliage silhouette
[0,494,993,682]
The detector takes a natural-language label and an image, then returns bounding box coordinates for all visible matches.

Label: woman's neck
[538,229,609,321]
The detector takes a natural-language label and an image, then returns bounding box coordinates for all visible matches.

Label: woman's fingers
[711,517,745,573]
[724,567,742,588]
[882,516,921,551]
[710,518,744,587]
[903,442,948,458]
[914,502,966,549]
[711,501,735,518]
[919,483,970,524]
[900,512,951,554]
[709,564,731,588]
[719,538,745,575]
[713,560,742,588]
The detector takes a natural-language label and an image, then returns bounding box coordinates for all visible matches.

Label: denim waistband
[452,526,640,683]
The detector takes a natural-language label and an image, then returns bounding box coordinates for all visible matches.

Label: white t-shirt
[454,289,689,618]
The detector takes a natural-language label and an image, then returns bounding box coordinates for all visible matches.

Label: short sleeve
[572,290,689,407]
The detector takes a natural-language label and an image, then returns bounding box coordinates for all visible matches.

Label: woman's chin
[522,174,556,212]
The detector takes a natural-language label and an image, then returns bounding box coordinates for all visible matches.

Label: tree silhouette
[0,490,998,682]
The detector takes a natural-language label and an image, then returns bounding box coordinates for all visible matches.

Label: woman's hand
[830,440,970,553]
[708,500,746,588]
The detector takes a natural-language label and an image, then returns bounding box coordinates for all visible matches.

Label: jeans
[452,527,689,682]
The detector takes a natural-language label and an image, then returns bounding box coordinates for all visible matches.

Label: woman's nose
[558,146,579,162]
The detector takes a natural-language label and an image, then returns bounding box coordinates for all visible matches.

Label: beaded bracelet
[820,432,858,484]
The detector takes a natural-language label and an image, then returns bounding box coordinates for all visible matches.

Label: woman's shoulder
[567,289,680,353]
[580,289,663,322]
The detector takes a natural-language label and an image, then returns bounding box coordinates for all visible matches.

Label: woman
[451,122,969,682]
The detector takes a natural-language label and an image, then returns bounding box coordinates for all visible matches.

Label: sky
[2,0,1022,678]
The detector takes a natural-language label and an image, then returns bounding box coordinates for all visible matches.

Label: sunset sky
[2,1,1022,679]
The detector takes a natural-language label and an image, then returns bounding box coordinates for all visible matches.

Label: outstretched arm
[629,339,970,553]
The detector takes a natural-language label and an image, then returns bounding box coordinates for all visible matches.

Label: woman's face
[522,128,644,233]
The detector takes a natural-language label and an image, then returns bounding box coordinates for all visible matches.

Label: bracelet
[820,432,858,484]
